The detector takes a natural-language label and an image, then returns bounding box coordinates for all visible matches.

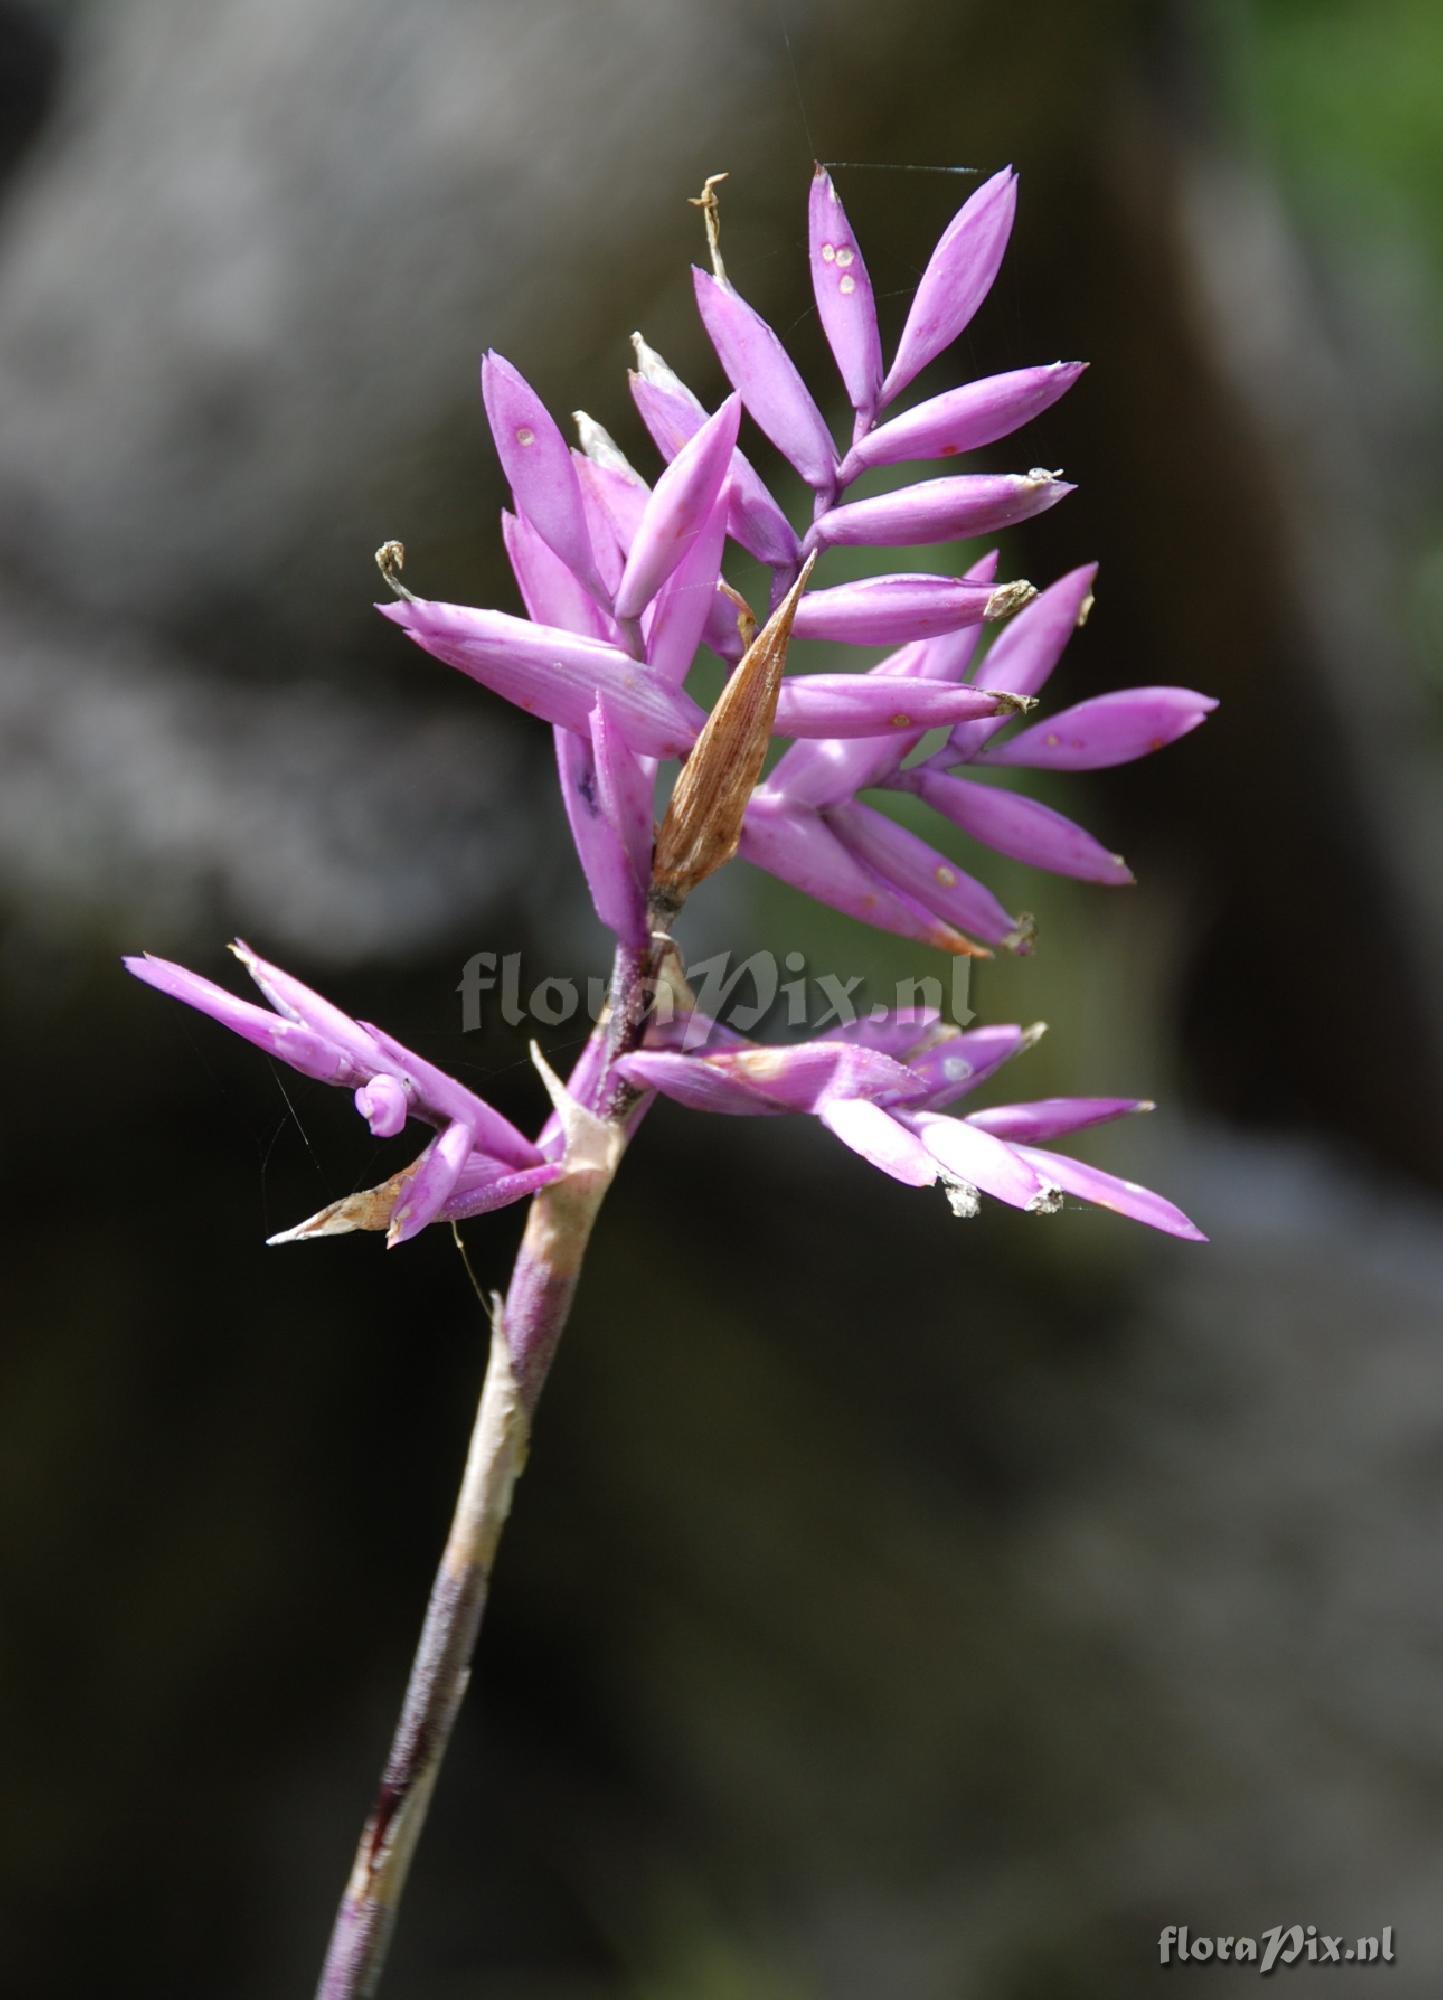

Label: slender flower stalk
[316,1012,629,2000]
[125,163,1213,2000]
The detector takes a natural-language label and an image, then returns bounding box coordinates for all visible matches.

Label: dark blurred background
[4,1,1443,1994]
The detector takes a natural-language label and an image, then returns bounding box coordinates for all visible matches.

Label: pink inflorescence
[385,164,1212,959]
[126,167,1210,1244]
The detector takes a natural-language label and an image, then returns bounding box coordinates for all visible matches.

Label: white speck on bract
[839,275,856,295]
[835,246,854,268]
[821,242,835,262]
[515,426,535,446]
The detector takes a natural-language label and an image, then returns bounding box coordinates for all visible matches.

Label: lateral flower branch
[125,165,1213,1999]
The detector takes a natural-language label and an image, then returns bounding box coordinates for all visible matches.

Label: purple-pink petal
[643,1010,752,1058]
[903,1024,1034,1109]
[839,363,1086,481]
[554,721,646,950]
[629,355,800,569]
[441,1159,565,1223]
[628,362,707,458]
[362,1024,543,1169]
[701,575,748,666]
[645,486,730,687]
[903,1109,1048,1210]
[591,694,655,890]
[867,593,997,683]
[767,552,999,810]
[818,1098,939,1186]
[792,572,1026,647]
[574,452,648,555]
[974,687,1218,771]
[710,1041,931,1114]
[574,457,629,596]
[809,166,883,419]
[614,1050,777,1117]
[1010,1143,1207,1241]
[501,508,612,641]
[481,352,607,605]
[772,676,1015,740]
[814,1006,940,1055]
[355,1074,409,1139]
[813,472,1072,551]
[718,453,801,572]
[908,768,1133,885]
[765,730,897,815]
[231,942,388,1076]
[614,395,740,620]
[693,267,838,490]
[125,953,356,1084]
[379,598,704,760]
[969,1097,1150,1143]
[882,167,1017,408]
[824,799,1023,949]
[945,562,1097,762]
[388,1118,475,1245]
[739,796,981,956]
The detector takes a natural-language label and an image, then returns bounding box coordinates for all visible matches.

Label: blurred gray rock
[0,598,537,957]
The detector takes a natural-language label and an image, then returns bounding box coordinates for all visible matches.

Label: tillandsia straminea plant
[126,165,1213,1997]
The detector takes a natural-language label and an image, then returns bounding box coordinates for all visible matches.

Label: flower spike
[148,169,1215,1217]
[127,165,1214,2000]
[617,1017,1203,1240]
[125,947,558,1245]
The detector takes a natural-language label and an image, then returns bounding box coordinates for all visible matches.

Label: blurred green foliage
[1247,0,1443,299]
